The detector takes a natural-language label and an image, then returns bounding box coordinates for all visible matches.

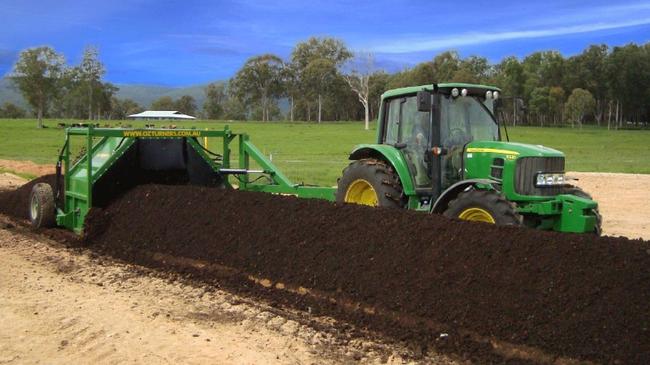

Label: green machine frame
[56,125,336,233]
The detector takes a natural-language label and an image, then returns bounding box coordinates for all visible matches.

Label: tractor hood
[465,141,565,159]
[462,140,566,184]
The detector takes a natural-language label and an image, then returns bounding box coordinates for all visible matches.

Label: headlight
[535,173,565,187]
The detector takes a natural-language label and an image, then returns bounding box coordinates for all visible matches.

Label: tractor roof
[382,83,501,99]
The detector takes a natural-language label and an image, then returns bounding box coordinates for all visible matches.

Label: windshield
[440,95,499,146]
[439,95,499,189]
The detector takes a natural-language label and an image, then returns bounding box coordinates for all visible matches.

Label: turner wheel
[29,183,56,228]
[444,190,522,226]
[336,158,405,208]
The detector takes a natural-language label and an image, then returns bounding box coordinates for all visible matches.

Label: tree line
[5,39,650,129]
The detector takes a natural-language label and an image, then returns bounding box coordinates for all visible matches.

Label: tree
[564,88,596,128]
[342,52,375,130]
[304,58,338,123]
[230,54,284,121]
[151,96,176,110]
[453,55,490,83]
[368,71,390,120]
[203,82,227,119]
[53,67,84,119]
[281,63,300,121]
[432,51,461,81]
[529,87,551,125]
[96,82,118,119]
[111,98,142,120]
[175,95,197,116]
[495,56,525,98]
[606,44,650,128]
[78,46,105,120]
[291,37,352,70]
[548,86,566,125]
[291,37,352,122]
[223,97,247,120]
[0,102,27,118]
[10,46,65,128]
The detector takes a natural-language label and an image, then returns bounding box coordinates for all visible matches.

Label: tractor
[335,83,601,234]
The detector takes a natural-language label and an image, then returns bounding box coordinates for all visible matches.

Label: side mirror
[416,90,432,112]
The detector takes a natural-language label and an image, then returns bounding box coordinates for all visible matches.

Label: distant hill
[0,78,223,110]
[115,83,213,109]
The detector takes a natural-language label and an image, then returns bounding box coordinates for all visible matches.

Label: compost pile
[2,181,649,364]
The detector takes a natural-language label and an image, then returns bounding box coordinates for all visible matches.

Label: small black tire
[564,186,602,236]
[336,158,405,208]
[443,189,522,226]
[29,183,56,228]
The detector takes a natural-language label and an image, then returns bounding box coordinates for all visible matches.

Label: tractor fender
[348,144,416,196]
[430,178,498,214]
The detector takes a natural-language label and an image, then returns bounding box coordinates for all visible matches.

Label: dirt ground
[0,221,449,365]
[0,168,648,364]
[570,172,650,240]
[0,160,55,177]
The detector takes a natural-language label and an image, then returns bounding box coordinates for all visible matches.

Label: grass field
[1,119,649,186]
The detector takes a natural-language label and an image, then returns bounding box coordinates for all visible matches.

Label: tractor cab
[378,83,501,198]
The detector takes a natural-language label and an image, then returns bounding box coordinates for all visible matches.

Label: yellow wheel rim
[344,179,378,206]
[458,208,496,224]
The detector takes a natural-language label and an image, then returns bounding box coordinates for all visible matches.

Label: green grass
[506,126,650,174]
[1,119,649,186]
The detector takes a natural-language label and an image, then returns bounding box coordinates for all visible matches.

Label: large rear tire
[443,190,522,226]
[336,158,405,208]
[29,183,56,228]
[564,186,602,235]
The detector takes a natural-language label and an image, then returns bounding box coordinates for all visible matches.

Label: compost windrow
[2,181,649,364]
[80,184,649,365]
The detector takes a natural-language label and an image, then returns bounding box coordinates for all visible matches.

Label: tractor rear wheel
[443,190,522,226]
[29,183,56,228]
[565,186,602,235]
[336,158,405,208]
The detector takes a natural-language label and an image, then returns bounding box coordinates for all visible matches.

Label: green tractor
[336,83,600,234]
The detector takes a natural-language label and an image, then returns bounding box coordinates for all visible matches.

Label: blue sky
[2,0,650,86]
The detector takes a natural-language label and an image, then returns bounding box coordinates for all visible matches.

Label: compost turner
[33,125,335,233]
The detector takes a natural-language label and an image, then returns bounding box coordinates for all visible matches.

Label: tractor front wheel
[336,158,405,208]
[443,190,522,226]
[29,183,56,228]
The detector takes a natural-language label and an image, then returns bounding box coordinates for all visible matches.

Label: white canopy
[128,110,196,120]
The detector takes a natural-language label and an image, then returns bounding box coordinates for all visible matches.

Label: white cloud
[368,2,650,54]
[370,18,650,54]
